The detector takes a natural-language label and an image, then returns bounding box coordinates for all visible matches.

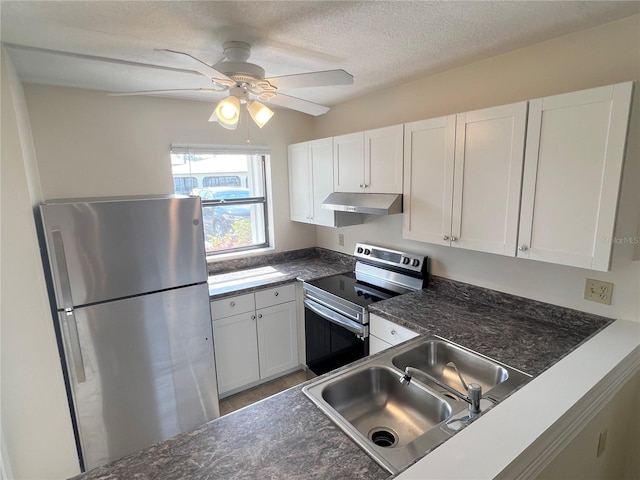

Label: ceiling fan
[109,41,353,129]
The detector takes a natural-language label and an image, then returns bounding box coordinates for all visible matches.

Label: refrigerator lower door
[60,283,219,470]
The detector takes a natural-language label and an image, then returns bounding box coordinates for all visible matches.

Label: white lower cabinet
[211,283,299,396]
[369,314,419,355]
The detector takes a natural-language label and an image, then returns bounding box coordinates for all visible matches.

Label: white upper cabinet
[288,142,312,223]
[403,115,456,245]
[517,82,633,271]
[334,125,404,193]
[365,125,404,193]
[333,132,365,192]
[403,102,527,256]
[288,138,362,227]
[451,102,527,255]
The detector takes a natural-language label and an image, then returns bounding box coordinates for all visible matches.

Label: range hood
[321,192,403,215]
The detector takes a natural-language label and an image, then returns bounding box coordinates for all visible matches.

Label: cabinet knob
[391,330,397,336]
[443,235,449,241]
[274,291,279,297]
[519,245,529,251]
[450,236,458,242]
[258,314,263,319]
[359,184,364,188]
[230,301,236,307]
[251,314,256,320]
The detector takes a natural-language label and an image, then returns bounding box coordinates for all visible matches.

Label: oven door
[304,298,369,376]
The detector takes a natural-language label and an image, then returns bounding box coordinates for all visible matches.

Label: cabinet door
[212,312,260,395]
[256,301,299,379]
[403,115,456,245]
[365,125,404,193]
[334,132,365,192]
[518,82,632,271]
[309,138,336,227]
[451,102,527,256]
[288,142,312,223]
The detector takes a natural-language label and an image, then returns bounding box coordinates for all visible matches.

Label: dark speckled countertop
[71,248,613,480]
[208,247,355,297]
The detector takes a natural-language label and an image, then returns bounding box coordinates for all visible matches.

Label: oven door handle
[304,299,368,338]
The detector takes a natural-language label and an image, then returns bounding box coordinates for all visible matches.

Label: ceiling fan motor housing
[215,41,266,82]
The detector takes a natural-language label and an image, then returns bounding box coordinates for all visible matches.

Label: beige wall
[1,49,80,479]
[22,84,318,254]
[536,372,640,480]
[312,15,640,322]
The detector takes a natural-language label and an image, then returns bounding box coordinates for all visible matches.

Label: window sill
[206,246,276,264]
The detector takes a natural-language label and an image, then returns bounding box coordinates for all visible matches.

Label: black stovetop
[305,272,400,308]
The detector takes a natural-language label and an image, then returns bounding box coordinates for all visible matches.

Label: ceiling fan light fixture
[247,100,274,128]
[213,95,240,128]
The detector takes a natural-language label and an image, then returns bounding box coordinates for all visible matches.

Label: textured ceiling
[2,1,639,112]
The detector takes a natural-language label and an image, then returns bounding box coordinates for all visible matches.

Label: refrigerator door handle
[51,228,74,309]
[63,309,86,384]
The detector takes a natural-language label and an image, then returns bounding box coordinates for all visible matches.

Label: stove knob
[356,290,363,296]
[412,259,420,267]
[356,246,364,254]
[402,257,410,265]
[364,249,371,255]
[363,293,370,299]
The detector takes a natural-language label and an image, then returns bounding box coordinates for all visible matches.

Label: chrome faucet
[399,363,482,415]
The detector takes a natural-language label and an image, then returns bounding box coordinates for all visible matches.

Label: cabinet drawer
[211,293,255,320]
[255,283,296,309]
[369,314,419,346]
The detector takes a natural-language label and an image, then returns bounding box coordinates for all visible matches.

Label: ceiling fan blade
[108,88,223,97]
[265,70,353,90]
[156,49,233,83]
[263,93,330,116]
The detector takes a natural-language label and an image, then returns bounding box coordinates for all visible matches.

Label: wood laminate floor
[219,369,315,416]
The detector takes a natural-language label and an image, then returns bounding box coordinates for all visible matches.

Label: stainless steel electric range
[303,243,428,376]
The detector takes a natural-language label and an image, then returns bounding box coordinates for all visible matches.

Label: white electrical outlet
[584,278,614,305]
[338,233,345,246]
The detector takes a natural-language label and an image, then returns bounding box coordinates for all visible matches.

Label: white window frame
[170,144,274,258]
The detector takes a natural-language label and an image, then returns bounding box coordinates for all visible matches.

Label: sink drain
[369,427,398,448]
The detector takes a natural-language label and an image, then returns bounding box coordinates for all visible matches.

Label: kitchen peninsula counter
[72,261,616,480]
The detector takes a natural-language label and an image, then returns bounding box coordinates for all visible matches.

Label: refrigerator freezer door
[61,283,219,470]
[41,196,207,307]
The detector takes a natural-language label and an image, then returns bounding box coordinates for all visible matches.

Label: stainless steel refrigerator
[39,195,219,471]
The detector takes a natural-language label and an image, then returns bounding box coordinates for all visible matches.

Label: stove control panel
[354,243,427,274]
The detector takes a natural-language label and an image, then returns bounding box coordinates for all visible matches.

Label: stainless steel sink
[303,335,531,473]
[392,338,529,401]
[321,366,452,446]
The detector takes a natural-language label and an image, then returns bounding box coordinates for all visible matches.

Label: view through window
[171,145,269,255]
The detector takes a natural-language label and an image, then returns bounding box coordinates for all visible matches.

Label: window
[171,144,270,256]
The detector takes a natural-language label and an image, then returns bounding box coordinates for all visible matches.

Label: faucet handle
[467,383,482,415]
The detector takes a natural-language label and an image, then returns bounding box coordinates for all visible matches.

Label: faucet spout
[399,366,482,415]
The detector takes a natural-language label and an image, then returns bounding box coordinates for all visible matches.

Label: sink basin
[304,363,456,473]
[321,366,451,447]
[303,335,531,473]
[392,338,530,402]
[392,339,507,394]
